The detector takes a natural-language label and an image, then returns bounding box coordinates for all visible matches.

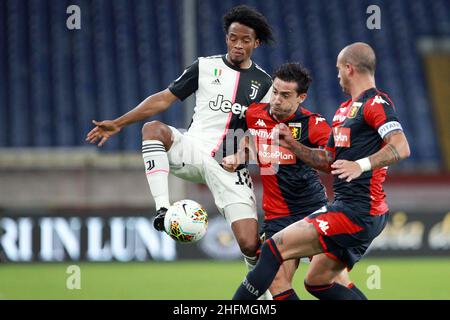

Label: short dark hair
[273,63,312,95]
[223,5,274,45]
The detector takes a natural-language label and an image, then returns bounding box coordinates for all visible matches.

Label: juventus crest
[249,80,261,100]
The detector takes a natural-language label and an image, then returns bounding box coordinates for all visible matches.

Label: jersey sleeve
[168,59,199,101]
[363,95,403,139]
[308,115,331,148]
[259,85,272,103]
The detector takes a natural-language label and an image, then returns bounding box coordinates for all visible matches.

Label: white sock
[243,254,258,271]
[142,140,170,210]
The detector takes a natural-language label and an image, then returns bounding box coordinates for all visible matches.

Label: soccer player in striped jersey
[86,5,274,297]
[224,63,358,300]
[233,42,410,300]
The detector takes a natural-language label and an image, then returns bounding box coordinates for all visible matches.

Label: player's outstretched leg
[225,204,271,299]
[141,121,174,231]
[233,219,323,300]
[304,253,366,300]
[270,260,300,300]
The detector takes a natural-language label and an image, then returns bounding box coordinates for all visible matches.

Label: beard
[229,54,245,67]
[340,79,350,95]
[230,56,244,67]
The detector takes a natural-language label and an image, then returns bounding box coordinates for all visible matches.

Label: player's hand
[331,160,362,182]
[85,120,121,147]
[222,154,241,172]
[273,123,295,149]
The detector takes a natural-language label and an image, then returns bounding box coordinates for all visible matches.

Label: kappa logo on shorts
[316,218,329,235]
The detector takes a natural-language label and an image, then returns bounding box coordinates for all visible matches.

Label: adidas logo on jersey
[209,94,248,119]
[255,119,266,127]
[211,78,221,85]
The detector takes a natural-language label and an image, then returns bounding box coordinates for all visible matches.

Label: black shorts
[260,213,308,240]
[305,201,389,270]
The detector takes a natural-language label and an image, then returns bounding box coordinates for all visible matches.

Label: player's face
[337,55,350,95]
[269,78,305,121]
[226,22,260,68]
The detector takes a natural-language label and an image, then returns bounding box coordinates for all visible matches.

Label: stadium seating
[0,0,448,168]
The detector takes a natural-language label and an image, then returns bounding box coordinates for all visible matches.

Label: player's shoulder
[253,62,271,80]
[197,55,225,66]
[339,98,352,109]
[200,54,224,60]
[247,102,269,117]
[299,107,327,123]
[247,102,269,113]
[363,88,394,109]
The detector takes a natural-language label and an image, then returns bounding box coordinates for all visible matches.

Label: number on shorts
[236,170,252,188]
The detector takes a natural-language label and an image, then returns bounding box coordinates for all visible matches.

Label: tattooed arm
[367,130,410,169]
[331,130,410,182]
[275,123,335,173]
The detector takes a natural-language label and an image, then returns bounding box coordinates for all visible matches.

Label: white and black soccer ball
[164,199,208,243]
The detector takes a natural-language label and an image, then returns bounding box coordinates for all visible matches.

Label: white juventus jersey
[168,55,272,162]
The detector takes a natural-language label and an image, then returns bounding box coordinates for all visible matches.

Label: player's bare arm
[86,89,178,147]
[331,130,410,182]
[275,123,334,173]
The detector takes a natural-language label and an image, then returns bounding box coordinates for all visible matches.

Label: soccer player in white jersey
[86,5,274,291]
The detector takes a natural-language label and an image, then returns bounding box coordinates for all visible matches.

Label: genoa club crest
[347,102,363,119]
[288,122,302,140]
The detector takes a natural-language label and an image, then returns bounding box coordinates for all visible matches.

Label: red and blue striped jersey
[326,88,403,216]
[247,103,331,220]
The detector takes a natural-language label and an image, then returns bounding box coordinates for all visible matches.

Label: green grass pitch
[0,258,449,299]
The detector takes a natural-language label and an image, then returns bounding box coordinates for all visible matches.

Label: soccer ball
[164,200,208,243]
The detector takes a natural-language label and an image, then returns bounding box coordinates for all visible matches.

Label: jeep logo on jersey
[249,80,261,100]
[209,94,248,119]
[333,127,351,147]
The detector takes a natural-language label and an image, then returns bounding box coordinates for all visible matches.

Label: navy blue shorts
[305,201,389,270]
[260,213,308,240]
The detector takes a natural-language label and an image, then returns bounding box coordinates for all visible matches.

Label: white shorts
[167,126,257,223]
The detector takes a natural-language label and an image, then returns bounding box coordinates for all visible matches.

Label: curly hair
[223,5,274,44]
[273,63,312,95]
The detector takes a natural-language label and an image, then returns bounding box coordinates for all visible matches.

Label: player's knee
[142,121,172,148]
[304,271,330,286]
[237,238,259,257]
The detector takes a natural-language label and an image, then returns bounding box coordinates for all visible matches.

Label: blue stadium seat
[0,0,445,168]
